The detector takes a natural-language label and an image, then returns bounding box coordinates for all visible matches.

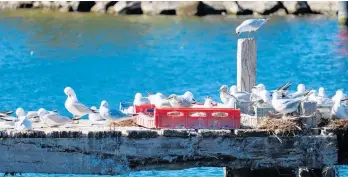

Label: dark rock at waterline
[111,1,142,15]
[160,9,176,15]
[105,1,117,11]
[283,1,321,15]
[19,2,33,9]
[76,1,96,12]
[196,1,227,16]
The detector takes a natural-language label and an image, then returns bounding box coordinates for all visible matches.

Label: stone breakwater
[0,1,338,16]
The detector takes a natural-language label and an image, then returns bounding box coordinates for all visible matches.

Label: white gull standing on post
[236,18,269,38]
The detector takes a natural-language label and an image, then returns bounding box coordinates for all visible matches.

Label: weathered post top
[338,1,348,26]
[237,38,256,92]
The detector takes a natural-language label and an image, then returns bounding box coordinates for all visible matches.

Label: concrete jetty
[0,119,340,176]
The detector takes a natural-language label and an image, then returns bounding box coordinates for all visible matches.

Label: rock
[223,1,241,15]
[141,1,177,15]
[32,2,43,9]
[56,1,73,12]
[0,1,21,10]
[91,1,109,13]
[307,1,337,15]
[69,1,80,12]
[105,1,117,12]
[196,1,227,16]
[41,1,53,9]
[283,1,318,15]
[76,1,95,12]
[175,1,199,16]
[112,1,143,15]
[19,2,33,9]
[237,1,286,15]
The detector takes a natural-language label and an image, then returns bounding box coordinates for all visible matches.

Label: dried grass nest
[257,117,302,134]
[108,117,138,127]
[327,119,348,129]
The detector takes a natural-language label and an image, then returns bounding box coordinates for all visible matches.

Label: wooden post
[237,38,256,92]
[224,167,233,177]
[338,1,348,26]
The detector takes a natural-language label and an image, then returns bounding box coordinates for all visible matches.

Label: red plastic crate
[136,107,240,129]
[134,104,155,114]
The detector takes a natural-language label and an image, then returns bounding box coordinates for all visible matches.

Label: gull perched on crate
[133,93,151,106]
[203,97,214,108]
[272,91,313,117]
[167,91,195,108]
[147,92,166,105]
[236,18,269,38]
[332,91,348,119]
[64,87,96,119]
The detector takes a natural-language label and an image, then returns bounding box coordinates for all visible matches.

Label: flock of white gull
[124,81,348,120]
[0,87,114,131]
[1,82,347,131]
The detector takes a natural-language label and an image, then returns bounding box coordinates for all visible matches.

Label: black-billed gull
[219,85,238,104]
[203,97,214,108]
[167,91,195,108]
[99,100,113,120]
[332,91,348,119]
[236,18,269,38]
[14,108,32,131]
[64,86,96,119]
[37,108,72,127]
[272,91,312,116]
[88,106,106,122]
[229,85,251,102]
[133,93,151,105]
[252,84,272,105]
[332,89,348,103]
[288,84,306,99]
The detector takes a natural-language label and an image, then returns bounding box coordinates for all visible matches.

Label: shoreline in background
[0,1,338,17]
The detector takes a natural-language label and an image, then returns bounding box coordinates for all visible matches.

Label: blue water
[0,10,348,176]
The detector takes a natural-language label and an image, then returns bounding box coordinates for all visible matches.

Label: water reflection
[336,26,348,56]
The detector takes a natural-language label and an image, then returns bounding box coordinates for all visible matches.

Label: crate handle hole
[212,112,228,117]
[189,112,207,117]
[167,111,184,117]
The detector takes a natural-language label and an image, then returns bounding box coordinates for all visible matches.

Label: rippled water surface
[0,10,348,176]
